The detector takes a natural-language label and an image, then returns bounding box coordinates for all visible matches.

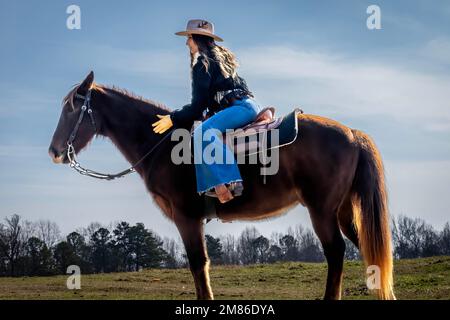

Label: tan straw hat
[175,19,223,42]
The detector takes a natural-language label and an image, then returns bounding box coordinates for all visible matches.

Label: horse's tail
[351,129,395,300]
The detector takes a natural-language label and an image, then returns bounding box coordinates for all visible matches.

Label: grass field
[0,256,449,300]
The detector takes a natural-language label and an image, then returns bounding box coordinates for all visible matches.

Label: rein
[66,89,174,180]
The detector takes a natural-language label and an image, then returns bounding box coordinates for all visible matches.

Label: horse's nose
[48,145,64,163]
[48,145,59,157]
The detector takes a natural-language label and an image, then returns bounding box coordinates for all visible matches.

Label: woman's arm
[170,55,212,128]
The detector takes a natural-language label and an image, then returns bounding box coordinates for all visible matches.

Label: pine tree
[205,234,224,264]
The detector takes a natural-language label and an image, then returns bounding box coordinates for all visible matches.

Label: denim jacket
[170,52,253,128]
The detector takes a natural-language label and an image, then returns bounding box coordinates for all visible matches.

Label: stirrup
[204,182,243,198]
[227,181,243,197]
[204,188,218,198]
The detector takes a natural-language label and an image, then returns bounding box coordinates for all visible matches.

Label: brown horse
[48,72,395,300]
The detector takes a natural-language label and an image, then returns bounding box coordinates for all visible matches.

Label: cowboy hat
[175,19,223,42]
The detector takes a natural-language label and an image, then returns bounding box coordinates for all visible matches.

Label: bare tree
[35,220,61,248]
[441,223,450,255]
[421,223,441,257]
[0,214,23,276]
[162,237,183,268]
[392,215,443,258]
[237,227,260,264]
[220,234,239,265]
[392,216,423,258]
[270,231,283,247]
[294,224,305,244]
[76,222,103,244]
[21,220,37,242]
[298,229,324,262]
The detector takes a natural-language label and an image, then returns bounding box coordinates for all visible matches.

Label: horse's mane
[62,82,171,113]
[100,85,171,112]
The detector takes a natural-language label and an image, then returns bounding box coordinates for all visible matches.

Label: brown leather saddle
[190,106,301,157]
[219,107,283,155]
[248,106,276,124]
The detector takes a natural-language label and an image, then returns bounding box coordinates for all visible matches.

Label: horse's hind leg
[309,208,346,300]
[337,194,359,248]
[175,215,213,300]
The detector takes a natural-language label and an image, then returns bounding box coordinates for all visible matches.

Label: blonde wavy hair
[191,34,239,78]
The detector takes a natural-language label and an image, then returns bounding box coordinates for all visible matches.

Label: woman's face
[186,36,199,54]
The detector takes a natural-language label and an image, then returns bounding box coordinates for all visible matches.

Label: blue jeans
[193,97,261,194]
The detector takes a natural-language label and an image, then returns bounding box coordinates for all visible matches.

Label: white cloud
[62,43,450,134]
[422,37,450,65]
[236,45,450,132]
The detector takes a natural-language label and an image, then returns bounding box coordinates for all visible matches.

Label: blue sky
[1,0,450,240]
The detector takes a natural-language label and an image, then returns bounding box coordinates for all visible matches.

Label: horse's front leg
[175,215,213,300]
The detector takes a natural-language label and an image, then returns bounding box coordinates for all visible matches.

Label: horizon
[1,0,450,239]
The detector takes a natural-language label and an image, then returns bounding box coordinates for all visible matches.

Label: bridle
[66,89,174,180]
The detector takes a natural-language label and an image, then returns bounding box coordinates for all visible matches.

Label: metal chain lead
[67,141,135,180]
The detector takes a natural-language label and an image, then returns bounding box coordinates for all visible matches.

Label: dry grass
[0,256,449,300]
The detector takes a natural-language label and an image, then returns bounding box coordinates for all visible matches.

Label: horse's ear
[78,71,95,94]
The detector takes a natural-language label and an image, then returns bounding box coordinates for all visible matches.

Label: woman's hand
[152,114,173,134]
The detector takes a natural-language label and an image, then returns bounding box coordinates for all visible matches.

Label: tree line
[0,214,449,277]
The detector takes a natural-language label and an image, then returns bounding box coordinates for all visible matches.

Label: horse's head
[48,71,100,164]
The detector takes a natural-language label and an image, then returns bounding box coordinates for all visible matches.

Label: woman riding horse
[152,19,262,203]
[49,20,395,301]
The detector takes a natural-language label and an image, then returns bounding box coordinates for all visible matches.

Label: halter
[68,90,97,145]
[66,89,173,180]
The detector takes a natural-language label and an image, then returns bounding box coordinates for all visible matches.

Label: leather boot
[215,184,234,203]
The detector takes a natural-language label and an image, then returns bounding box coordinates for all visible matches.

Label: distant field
[0,256,449,300]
